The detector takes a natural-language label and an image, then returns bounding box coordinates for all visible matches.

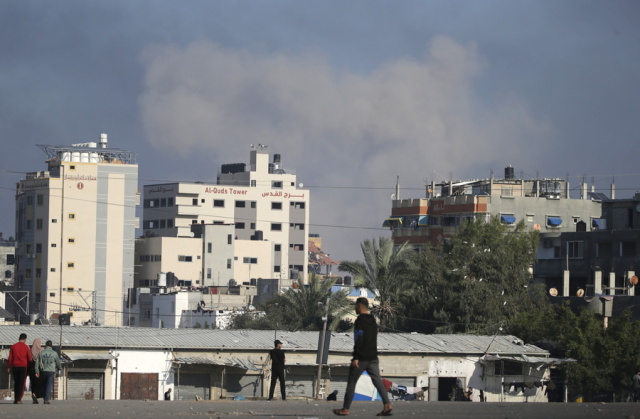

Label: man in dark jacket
[268,339,286,401]
[333,298,392,416]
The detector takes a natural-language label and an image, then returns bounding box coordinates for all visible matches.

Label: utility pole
[315,296,330,400]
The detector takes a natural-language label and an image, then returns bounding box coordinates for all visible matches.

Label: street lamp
[315,296,330,400]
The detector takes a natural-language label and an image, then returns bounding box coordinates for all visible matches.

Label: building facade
[535,193,640,298]
[14,135,139,326]
[388,167,604,249]
[140,147,309,288]
[0,325,568,402]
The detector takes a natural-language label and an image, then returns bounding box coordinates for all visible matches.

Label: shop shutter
[67,372,104,400]
[285,374,315,398]
[226,373,262,398]
[176,373,210,401]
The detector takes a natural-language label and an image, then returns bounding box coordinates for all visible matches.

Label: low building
[0,326,570,402]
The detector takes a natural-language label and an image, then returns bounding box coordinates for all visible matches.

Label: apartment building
[387,166,604,248]
[139,147,309,288]
[14,135,139,326]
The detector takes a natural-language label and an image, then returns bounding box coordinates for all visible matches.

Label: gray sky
[1,0,639,261]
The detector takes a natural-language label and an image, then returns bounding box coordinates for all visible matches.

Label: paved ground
[1,399,639,418]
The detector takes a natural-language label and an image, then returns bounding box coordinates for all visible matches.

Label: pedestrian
[268,339,286,401]
[633,370,640,402]
[8,333,33,404]
[164,388,172,400]
[28,338,43,404]
[35,340,61,404]
[332,297,393,417]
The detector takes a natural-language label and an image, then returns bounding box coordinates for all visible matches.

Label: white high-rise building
[14,135,139,326]
[139,147,309,287]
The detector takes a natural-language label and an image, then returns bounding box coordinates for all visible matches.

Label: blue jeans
[41,371,55,402]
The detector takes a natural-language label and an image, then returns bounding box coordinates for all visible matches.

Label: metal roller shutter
[327,370,349,400]
[176,373,210,401]
[285,374,315,398]
[67,372,104,400]
[226,373,262,398]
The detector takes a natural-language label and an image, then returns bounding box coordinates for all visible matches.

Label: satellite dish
[630,276,639,285]
[549,288,558,297]
[298,182,304,188]
[576,289,585,297]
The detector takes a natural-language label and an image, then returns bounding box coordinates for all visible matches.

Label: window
[201,198,205,203]
[36,268,41,278]
[214,200,224,207]
[69,165,75,170]
[37,194,43,205]
[178,255,193,262]
[36,243,42,253]
[26,220,32,229]
[207,268,212,279]
[272,181,283,188]
[271,223,282,231]
[291,201,305,209]
[51,243,57,248]
[68,238,75,244]
[495,360,523,376]
[235,200,246,208]
[207,243,212,253]
[192,198,198,206]
[67,262,75,268]
[68,213,76,220]
[27,196,33,205]
[621,242,636,257]
[526,214,534,223]
[274,265,281,273]
[271,202,282,210]
[160,198,166,207]
[50,292,56,297]
[50,268,56,272]
[168,197,174,207]
[596,242,611,258]
[160,219,166,228]
[251,180,256,187]
[227,234,232,245]
[26,244,32,254]
[36,219,43,229]
[274,244,281,252]
[553,246,561,259]
[250,223,256,229]
[167,219,174,228]
[25,269,31,279]
[568,241,584,259]
[144,309,151,319]
[227,258,232,269]
[52,218,57,223]
[291,223,304,230]
[243,257,258,264]
[235,222,245,229]
[192,219,198,224]
[250,201,256,208]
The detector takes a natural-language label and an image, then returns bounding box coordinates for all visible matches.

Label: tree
[229,274,353,332]
[403,217,542,334]
[339,237,413,330]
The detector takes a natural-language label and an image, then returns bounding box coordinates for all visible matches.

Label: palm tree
[275,273,352,331]
[339,237,413,330]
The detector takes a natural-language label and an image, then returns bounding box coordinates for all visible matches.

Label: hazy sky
[1,1,639,261]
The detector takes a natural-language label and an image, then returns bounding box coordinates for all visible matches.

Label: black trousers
[269,368,286,400]
[11,366,28,402]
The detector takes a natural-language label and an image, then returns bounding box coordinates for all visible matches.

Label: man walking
[333,297,392,416]
[268,339,286,401]
[8,333,32,404]
[633,370,640,402]
[35,340,61,404]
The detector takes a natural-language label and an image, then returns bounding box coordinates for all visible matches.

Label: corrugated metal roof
[0,325,549,357]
